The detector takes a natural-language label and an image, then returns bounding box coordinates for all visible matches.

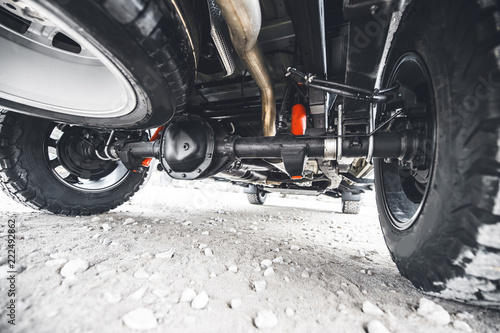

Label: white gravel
[180,288,197,302]
[263,267,275,277]
[123,218,135,225]
[191,291,209,310]
[45,258,67,269]
[60,259,89,277]
[129,286,147,300]
[362,301,384,316]
[133,269,150,279]
[122,308,157,331]
[260,259,272,268]
[230,298,242,309]
[417,298,451,326]
[453,320,473,332]
[253,280,267,292]
[103,292,121,304]
[155,251,174,259]
[0,180,498,332]
[367,320,391,333]
[272,256,284,264]
[254,310,278,329]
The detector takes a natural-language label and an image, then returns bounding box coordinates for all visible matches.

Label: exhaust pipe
[215,0,276,137]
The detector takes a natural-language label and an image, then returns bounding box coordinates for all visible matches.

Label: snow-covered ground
[0,175,499,332]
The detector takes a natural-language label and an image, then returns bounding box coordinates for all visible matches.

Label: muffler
[214,0,276,137]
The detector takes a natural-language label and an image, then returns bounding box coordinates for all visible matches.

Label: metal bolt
[183,143,190,151]
[181,173,186,178]
[197,169,202,173]
[167,169,172,173]
[370,4,379,15]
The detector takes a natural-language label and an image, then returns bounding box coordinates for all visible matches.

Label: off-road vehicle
[0,0,499,306]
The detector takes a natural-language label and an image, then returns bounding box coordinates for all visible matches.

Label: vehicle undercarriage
[0,0,499,306]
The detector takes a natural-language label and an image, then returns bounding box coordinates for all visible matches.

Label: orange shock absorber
[290,104,307,179]
[141,126,165,167]
[291,104,307,136]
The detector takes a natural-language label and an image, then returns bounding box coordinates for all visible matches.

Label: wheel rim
[0,0,136,117]
[44,124,130,192]
[378,53,436,230]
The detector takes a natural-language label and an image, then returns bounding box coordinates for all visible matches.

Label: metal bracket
[281,146,308,177]
[207,0,236,77]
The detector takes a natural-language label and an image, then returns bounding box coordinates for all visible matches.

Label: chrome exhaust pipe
[215,0,276,137]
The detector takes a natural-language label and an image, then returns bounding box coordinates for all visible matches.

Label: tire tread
[0,112,147,216]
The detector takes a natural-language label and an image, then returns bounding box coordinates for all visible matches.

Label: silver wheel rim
[0,0,137,117]
[45,125,130,192]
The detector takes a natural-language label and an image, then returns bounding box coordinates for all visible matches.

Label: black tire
[0,0,198,129]
[342,200,360,215]
[0,112,148,215]
[247,190,268,205]
[375,0,500,306]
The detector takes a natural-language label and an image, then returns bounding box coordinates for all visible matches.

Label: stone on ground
[122,308,157,331]
[191,291,209,310]
[60,259,89,277]
[254,310,278,329]
[417,298,451,326]
[367,320,391,333]
[362,301,384,316]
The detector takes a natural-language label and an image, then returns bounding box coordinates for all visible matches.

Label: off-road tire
[0,112,148,215]
[375,0,500,306]
[247,191,267,205]
[2,0,198,129]
[342,200,360,215]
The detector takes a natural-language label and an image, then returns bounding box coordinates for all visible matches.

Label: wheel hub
[56,127,117,180]
[378,53,436,230]
[44,124,130,192]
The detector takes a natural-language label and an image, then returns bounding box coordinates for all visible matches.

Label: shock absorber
[291,104,307,136]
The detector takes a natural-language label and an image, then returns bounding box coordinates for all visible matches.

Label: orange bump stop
[291,104,307,136]
[142,126,165,167]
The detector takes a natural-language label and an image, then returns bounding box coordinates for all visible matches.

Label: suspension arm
[286,67,397,102]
